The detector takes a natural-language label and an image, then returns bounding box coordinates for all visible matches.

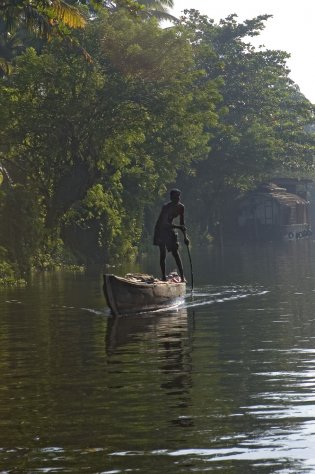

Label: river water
[1,242,315,473]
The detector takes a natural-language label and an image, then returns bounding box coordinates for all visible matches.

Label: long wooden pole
[182,230,194,291]
[186,241,194,291]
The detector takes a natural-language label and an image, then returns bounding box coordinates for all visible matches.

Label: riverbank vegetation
[1,1,315,281]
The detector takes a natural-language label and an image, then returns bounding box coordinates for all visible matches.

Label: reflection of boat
[103,274,186,316]
[106,308,188,353]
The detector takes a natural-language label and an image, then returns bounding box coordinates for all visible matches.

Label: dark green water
[2,242,315,473]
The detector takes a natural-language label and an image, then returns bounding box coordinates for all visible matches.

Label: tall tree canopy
[0,10,220,268]
[176,11,315,239]
[0,6,314,278]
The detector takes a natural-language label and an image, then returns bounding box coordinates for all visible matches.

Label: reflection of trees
[106,309,189,355]
[230,242,315,350]
[0,272,107,449]
[106,309,195,427]
[187,242,315,458]
[157,310,192,411]
[4,248,315,471]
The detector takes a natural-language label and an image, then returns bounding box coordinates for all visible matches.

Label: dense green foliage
[0,5,314,279]
[176,11,315,240]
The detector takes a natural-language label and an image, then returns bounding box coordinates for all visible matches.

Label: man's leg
[159,245,167,281]
[171,249,184,282]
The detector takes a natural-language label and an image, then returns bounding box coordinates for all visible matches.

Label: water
[1,242,315,473]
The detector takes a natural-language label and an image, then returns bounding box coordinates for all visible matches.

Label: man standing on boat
[153,188,189,282]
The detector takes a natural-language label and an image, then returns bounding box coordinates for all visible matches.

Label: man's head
[170,188,181,203]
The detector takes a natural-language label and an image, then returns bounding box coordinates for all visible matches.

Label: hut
[237,183,311,241]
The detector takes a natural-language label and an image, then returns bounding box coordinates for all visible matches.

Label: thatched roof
[245,183,308,207]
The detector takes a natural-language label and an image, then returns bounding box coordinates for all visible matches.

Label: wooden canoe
[103,274,186,316]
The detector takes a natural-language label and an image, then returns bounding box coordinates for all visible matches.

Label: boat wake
[181,284,269,310]
[81,307,109,316]
[51,285,268,317]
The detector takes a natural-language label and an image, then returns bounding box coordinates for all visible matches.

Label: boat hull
[103,274,186,316]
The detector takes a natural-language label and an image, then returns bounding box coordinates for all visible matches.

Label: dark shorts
[154,229,179,252]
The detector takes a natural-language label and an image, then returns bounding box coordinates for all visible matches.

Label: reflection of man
[153,189,189,282]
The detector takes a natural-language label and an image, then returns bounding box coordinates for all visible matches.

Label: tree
[138,0,177,22]
[0,0,86,37]
[0,0,88,76]
[177,11,315,240]
[0,10,221,268]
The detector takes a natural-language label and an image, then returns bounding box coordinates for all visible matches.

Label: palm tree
[138,0,177,22]
[0,0,87,74]
[0,0,86,38]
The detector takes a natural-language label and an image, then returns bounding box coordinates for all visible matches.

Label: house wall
[237,194,310,241]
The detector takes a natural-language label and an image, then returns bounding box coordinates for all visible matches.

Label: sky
[171,0,315,104]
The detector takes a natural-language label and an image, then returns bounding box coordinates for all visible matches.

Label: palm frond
[143,9,178,22]
[0,56,12,75]
[23,5,53,37]
[1,0,86,36]
[138,0,174,7]
[48,0,86,29]
[137,0,177,22]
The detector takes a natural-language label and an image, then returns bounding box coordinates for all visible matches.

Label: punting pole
[181,230,194,292]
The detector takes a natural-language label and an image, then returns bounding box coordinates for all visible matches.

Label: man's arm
[178,204,189,244]
[154,205,167,230]
[172,204,186,231]
[179,204,185,227]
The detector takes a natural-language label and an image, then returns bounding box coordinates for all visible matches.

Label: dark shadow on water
[105,308,188,354]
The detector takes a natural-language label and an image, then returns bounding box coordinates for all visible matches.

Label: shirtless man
[153,189,189,282]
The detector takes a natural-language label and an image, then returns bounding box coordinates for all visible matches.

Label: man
[153,189,189,282]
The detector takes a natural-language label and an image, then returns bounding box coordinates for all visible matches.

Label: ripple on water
[3,252,315,473]
[183,284,269,310]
